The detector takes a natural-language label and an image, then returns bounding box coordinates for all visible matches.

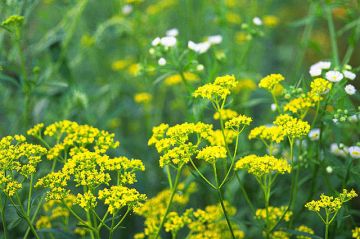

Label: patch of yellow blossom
[273,115,310,139]
[213,109,238,121]
[258,74,284,92]
[295,225,315,239]
[134,92,152,104]
[255,206,292,227]
[249,125,285,143]
[196,146,227,164]
[164,72,199,86]
[235,154,291,177]
[353,227,360,239]
[225,114,253,130]
[193,75,237,101]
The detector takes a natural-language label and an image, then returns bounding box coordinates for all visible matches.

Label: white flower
[310,61,331,70]
[308,128,320,141]
[160,36,177,48]
[271,103,277,112]
[196,64,204,71]
[349,146,360,159]
[343,70,356,80]
[326,166,333,174]
[151,37,161,46]
[207,35,223,45]
[349,114,359,123]
[332,118,339,124]
[166,28,179,37]
[345,84,356,95]
[158,57,167,66]
[330,143,348,157]
[309,67,322,77]
[252,17,262,25]
[122,4,133,15]
[325,70,343,82]
[188,41,211,54]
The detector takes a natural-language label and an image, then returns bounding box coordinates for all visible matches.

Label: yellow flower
[213,109,238,121]
[193,75,237,101]
[258,74,285,91]
[235,154,291,177]
[273,114,310,139]
[263,15,279,27]
[134,92,152,104]
[164,72,199,86]
[112,59,131,71]
[235,32,252,44]
[296,225,314,239]
[196,146,227,164]
[284,97,314,114]
[249,125,285,143]
[35,216,51,229]
[256,206,292,227]
[76,191,97,210]
[226,12,242,24]
[353,227,360,239]
[225,114,252,130]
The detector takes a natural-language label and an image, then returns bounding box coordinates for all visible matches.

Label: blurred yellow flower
[164,72,199,86]
[134,92,152,104]
[263,15,279,27]
[235,32,252,44]
[226,12,242,24]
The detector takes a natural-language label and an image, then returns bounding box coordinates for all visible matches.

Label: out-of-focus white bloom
[326,166,333,174]
[158,57,167,66]
[349,146,360,159]
[196,64,204,71]
[330,143,348,157]
[271,103,277,112]
[160,36,177,48]
[310,61,331,70]
[343,70,356,80]
[345,84,356,95]
[332,118,339,124]
[253,17,262,25]
[308,128,320,141]
[349,114,359,123]
[188,41,211,54]
[152,37,161,46]
[207,35,223,45]
[325,70,343,82]
[166,28,179,37]
[309,67,322,77]
[122,4,133,15]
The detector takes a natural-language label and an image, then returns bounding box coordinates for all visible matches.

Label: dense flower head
[258,74,285,91]
[249,125,285,143]
[305,189,357,213]
[213,109,238,121]
[164,210,193,234]
[284,96,314,114]
[255,206,292,227]
[196,146,227,163]
[164,72,199,86]
[134,92,152,104]
[193,75,238,101]
[207,129,238,146]
[27,123,45,137]
[98,185,146,214]
[235,154,291,177]
[148,122,213,167]
[295,225,315,239]
[309,78,332,97]
[225,114,253,130]
[273,115,310,138]
[76,191,97,210]
[353,227,360,239]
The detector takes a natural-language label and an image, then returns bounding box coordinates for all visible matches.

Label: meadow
[0,0,360,238]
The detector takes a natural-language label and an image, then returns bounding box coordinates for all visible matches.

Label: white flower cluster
[187,34,223,54]
[330,143,360,159]
[309,61,357,95]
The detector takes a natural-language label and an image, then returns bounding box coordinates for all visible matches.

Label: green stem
[154,166,183,239]
[1,197,8,239]
[27,174,34,216]
[111,207,131,232]
[325,1,339,67]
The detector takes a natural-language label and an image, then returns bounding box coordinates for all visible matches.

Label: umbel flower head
[258,73,284,91]
[225,114,253,130]
[235,154,291,177]
[273,114,310,139]
[249,125,285,143]
[193,75,238,102]
[196,146,227,164]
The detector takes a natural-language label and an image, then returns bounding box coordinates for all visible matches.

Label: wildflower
[263,15,279,27]
[76,191,97,210]
[309,67,322,77]
[152,37,161,46]
[330,143,348,158]
[166,28,179,37]
[27,123,45,137]
[36,216,51,229]
[235,154,291,177]
[207,129,238,146]
[353,227,360,239]
[249,125,285,143]
[271,103,277,112]
[349,146,360,159]
[160,36,177,48]
[122,4,133,15]
[310,61,331,72]
[193,75,237,101]
[252,17,263,25]
[258,74,284,91]
[309,78,332,96]
[273,115,310,139]
[213,109,238,121]
[308,128,320,141]
[134,92,152,104]
[295,225,314,239]
[305,189,357,213]
[325,70,343,82]
[345,84,356,95]
[164,72,199,86]
[284,96,314,114]
[158,57,167,66]
[326,166,333,174]
[343,70,356,80]
[188,40,211,54]
[98,186,146,214]
[225,115,253,130]
[164,210,192,235]
[196,146,227,164]
[255,206,292,226]
[207,35,223,45]
[196,64,204,71]
[226,12,242,24]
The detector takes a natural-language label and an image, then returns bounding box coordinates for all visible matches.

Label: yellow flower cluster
[148,122,213,167]
[258,74,284,91]
[196,146,227,164]
[353,227,360,239]
[225,114,253,130]
[98,186,146,214]
[164,210,193,235]
[213,109,238,121]
[0,135,46,196]
[255,206,292,227]
[134,182,196,237]
[76,191,97,210]
[309,78,332,101]
[234,79,257,92]
[273,115,310,139]
[188,202,245,239]
[207,129,238,147]
[305,189,357,213]
[164,72,199,86]
[249,125,285,143]
[27,123,45,137]
[134,92,152,104]
[295,225,314,239]
[283,97,314,114]
[235,154,291,177]
[193,75,237,101]
[35,216,51,229]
